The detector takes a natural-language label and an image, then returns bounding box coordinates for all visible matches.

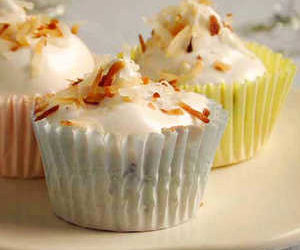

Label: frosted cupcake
[133,0,297,167]
[0,0,95,178]
[33,57,227,231]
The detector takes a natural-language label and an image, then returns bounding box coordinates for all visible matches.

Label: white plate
[0,89,299,250]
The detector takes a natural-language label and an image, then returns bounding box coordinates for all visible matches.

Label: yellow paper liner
[132,42,297,167]
[0,95,43,178]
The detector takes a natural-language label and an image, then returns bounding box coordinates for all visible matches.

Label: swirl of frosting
[135,0,266,85]
[34,57,219,135]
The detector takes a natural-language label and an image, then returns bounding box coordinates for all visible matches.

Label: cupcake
[133,0,297,167]
[32,57,227,231]
[0,0,95,178]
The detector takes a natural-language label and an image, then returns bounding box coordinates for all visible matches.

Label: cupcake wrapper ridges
[33,102,227,231]
[0,95,43,178]
[181,43,297,167]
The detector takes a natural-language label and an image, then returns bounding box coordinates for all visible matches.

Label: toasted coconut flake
[47,19,59,30]
[138,34,147,53]
[148,102,156,110]
[213,60,231,72]
[153,92,161,99]
[61,120,73,126]
[35,105,60,121]
[33,33,45,38]
[38,19,63,37]
[203,108,210,117]
[99,61,125,87]
[37,25,45,31]
[122,96,133,102]
[2,16,66,54]
[161,108,184,116]
[179,102,210,123]
[0,24,10,36]
[142,76,150,85]
[198,0,213,5]
[71,78,83,86]
[161,81,169,87]
[71,24,80,35]
[169,21,186,37]
[186,36,193,53]
[209,15,220,36]
[166,25,190,56]
[10,44,20,51]
[169,79,180,92]
[83,93,104,105]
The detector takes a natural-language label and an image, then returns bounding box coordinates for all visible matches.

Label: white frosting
[0,0,95,95]
[136,0,266,85]
[37,58,212,136]
[51,84,209,135]
[0,35,95,95]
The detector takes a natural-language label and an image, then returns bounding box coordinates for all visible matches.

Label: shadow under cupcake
[32,57,227,231]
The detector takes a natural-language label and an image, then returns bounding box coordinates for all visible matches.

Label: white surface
[0,89,299,250]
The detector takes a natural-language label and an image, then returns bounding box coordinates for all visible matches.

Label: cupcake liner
[33,102,227,232]
[180,43,297,167]
[0,94,43,178]
[132,42,297,167]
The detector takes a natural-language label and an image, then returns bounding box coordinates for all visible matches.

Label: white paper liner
[33,102,227,231]
[0,94,43,178]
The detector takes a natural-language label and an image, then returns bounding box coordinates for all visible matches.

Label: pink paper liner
[0,95,43,178]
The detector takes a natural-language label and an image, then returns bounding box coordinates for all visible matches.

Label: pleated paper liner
[0,95,43,178]
[180,43,297,167]
[130,42,297,167]
[33,102,227,232]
